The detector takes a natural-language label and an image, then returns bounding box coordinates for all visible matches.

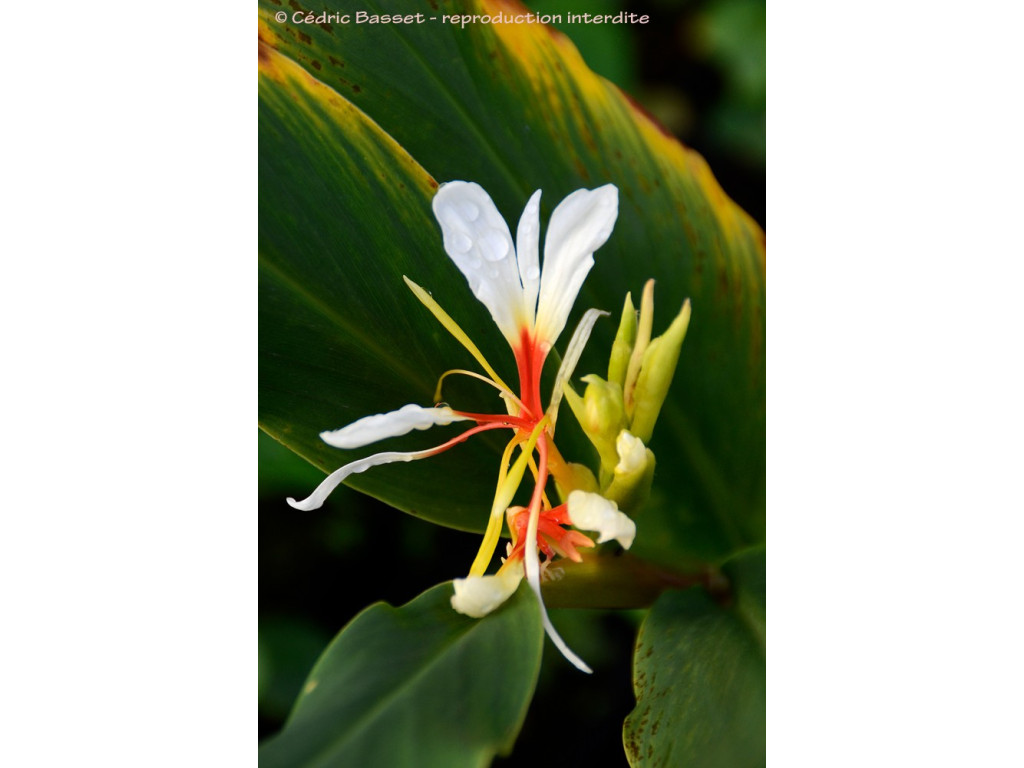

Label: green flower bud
[624,279,656,419]
[561,374,626,473]
[630,299,691,443]
[553,461,600,497]
[607,291,637,389]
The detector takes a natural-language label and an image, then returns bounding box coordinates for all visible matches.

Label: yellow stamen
[467,418,549,576]
[469,435,520,576]
[434,368,523,414]
[404,276,511,392]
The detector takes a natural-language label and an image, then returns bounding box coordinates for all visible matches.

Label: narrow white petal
[285,449,429,511]
[433,181,525,345]
[523,541,592,673]
[319,404,471,449]
[534,184,619,345]
[614,430,647,475]
[516,190,542,325]
[450,568,523,618]
[546,307,609,429]
[567,490,636,550]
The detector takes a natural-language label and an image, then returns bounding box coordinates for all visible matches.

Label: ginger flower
[288,181,636,672]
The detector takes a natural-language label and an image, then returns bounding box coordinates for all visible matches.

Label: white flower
[567,490,636,550]
[451,568,524,618]
[614,430,647,475]
[287,181,623,674]
[432,181,618,350]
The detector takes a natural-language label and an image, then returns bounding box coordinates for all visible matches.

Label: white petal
[516,190,542,325]
[450,568,523,618]
[546,307,609,429]
[319,404,470,449]
[286,449,431,511]
[567,490,636,549]
[523,505,592,673]
[535,184,619,345]
[614,430,646,475]
[433,181,525,345]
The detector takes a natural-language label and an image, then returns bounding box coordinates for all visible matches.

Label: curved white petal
[522,504,592,673]
[433,181,525,345]
[516,189,542,325]
[319,404,470,449]
[286,448,431,511]
[522,537,592,673]
[566,490,636,550]
[614,430,647,475]
[450,568,523,618]
[534,184,619,345]
[547,308,609,429]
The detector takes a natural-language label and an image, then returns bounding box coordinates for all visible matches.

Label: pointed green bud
[553,461,600,498]
[602,430,656,516]
[630,299,692,443]
[607,291,637,389]
[624,279,656,418]
[561,375,626,473]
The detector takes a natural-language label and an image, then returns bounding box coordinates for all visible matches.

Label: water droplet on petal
[525,265,540,280]
[467,256,482,269]
[457,201,480,222]
[451,232,472,254]
[479,229,510,262]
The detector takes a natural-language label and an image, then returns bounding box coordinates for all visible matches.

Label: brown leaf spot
[311,59,322,70]
[573,157,590,181]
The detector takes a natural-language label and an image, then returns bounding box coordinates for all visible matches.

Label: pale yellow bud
[630,299,691,443]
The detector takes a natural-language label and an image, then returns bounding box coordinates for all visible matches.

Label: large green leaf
[259,581,543,767]
[259,0,765,566]
[623,547,765,767]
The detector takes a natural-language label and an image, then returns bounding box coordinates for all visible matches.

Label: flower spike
[289,181,626,673]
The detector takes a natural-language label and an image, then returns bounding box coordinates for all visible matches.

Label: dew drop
[524,265,540,280]
[457,201,480,222]
[435,401,450,409]
[479,229,510,262]
[451,232,472,254]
